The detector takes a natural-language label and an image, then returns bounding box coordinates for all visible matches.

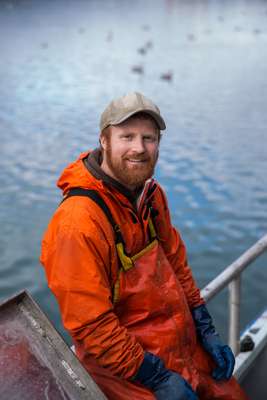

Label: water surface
[0,0,267,342]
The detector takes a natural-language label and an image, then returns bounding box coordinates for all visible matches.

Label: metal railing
[201,234,267,355]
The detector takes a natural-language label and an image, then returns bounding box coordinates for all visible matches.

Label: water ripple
[0,0,267,341]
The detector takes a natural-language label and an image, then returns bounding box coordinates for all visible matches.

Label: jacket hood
[57,151,103,195]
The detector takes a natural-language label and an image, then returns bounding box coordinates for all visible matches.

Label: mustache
[123,153,151,161]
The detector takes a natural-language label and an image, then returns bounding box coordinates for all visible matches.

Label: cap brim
[110,108,166,130]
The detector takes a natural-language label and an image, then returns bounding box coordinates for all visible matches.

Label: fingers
[212,366,226,381]
[212,345,235,381]
[212,347,226,370]
[222,345,235,379]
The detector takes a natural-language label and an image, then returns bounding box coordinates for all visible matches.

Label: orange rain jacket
[40,150,249,399]
[40,150,204,381]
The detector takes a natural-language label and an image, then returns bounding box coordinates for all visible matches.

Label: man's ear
[99,134,107,150]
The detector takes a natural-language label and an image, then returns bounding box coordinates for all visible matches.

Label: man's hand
[191,304,235,381]
[133,352,199,400]
[153,370,199,399]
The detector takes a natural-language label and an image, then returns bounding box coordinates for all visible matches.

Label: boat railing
[200,234,267,355]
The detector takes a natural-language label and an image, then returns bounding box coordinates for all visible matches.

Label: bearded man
[40,92,249,400]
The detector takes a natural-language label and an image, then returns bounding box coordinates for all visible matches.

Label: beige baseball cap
[100,92,166,131]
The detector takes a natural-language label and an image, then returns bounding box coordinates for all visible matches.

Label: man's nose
[132,138,145,153]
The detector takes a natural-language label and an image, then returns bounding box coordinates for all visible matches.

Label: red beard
[105,145,158,189]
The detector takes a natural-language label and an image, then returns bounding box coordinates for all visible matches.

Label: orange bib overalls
[65,188,248,400]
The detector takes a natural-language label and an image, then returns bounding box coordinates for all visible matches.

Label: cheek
[148,145,159,159]
[108,145,128,162]
[115,143,132,156]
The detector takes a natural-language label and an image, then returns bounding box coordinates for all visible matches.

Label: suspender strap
[61,188,124,244]
[61,187,159,304]
[61,187,158,265]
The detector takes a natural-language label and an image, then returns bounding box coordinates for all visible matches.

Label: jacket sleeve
[151,185,204,309]
[40,201,144,379]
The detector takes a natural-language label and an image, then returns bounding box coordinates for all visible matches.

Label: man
[40,92,248,399]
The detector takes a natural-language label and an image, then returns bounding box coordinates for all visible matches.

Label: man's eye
[122,135,132,140]
[144,136,156,142]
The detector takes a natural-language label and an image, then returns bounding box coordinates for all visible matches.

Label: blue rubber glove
[191,304,235,381]
[133,352,199,400]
